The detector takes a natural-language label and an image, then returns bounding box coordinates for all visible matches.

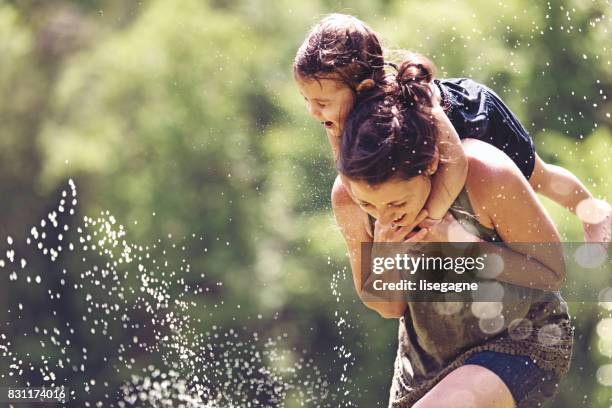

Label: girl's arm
[424,105,468,220]
[463,139,566,290]
[530,155,611,243]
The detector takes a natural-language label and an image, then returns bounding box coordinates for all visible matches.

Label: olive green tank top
[384,190,573,407]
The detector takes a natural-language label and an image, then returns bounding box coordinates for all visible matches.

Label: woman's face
[295,75,355,141]
[348,175,432,226]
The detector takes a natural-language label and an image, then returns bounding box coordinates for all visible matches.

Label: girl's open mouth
[323,121,334,129]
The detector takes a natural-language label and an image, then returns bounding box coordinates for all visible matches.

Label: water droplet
[537,323,563,346]
[447,389,477,407]
[574,243,607,269]
[471,302,503,319]
[433,301,464,316]
[472,281,505,302]
[576,198,610,224]
[598,338,612,357]
[477,253,504,279]
[596,364,612,386]
[597,318,612,339]
[479,315,505,334]
[508,318,533,340]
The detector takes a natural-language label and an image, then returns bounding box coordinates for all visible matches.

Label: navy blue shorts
[464,351,550,404]
[436,78,536,179]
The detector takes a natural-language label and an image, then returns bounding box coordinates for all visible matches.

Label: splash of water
[0,180,358,407]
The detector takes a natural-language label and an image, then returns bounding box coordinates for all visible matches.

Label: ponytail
[337,52,439,185]
[395,53,436,109]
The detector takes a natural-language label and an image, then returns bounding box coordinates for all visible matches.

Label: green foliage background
[0,0,610,406]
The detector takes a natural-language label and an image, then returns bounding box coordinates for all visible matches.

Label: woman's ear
[425,146,439,176]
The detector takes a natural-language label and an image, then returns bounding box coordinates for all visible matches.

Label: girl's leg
[529,154,611,242]
[412,364,515,408]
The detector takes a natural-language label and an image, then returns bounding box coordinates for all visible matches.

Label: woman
[334,60,573,407]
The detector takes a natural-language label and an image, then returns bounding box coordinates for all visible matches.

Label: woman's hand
[418,213,481,243]
[373,209,429,243]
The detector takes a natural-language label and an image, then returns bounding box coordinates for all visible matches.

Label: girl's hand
[418,213,481,243]
[373,209,429,243]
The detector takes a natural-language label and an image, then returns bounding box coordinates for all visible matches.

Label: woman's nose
[379,209,398,225]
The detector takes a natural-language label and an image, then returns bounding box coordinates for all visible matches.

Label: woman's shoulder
[331,175,374,239]
[331,175,354,208]
[463,139,525,186]
[461,139,529,226]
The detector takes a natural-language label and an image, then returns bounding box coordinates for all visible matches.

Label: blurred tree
[0,0,610,406]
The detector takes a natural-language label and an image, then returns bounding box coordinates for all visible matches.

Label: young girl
[293,13,611,243]
[335,59,572,408]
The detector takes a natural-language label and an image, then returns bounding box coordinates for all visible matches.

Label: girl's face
[295,75,355,140]
[348,175,432,226]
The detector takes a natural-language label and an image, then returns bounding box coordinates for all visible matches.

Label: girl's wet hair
[337,54,439,184]
[293,14,386,93]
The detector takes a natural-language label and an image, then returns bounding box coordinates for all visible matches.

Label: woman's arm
[463,139,566,291]
[331,176,408,318]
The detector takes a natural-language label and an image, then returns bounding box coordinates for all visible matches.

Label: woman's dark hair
[293,14,387,94]
[337,54,439,184]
